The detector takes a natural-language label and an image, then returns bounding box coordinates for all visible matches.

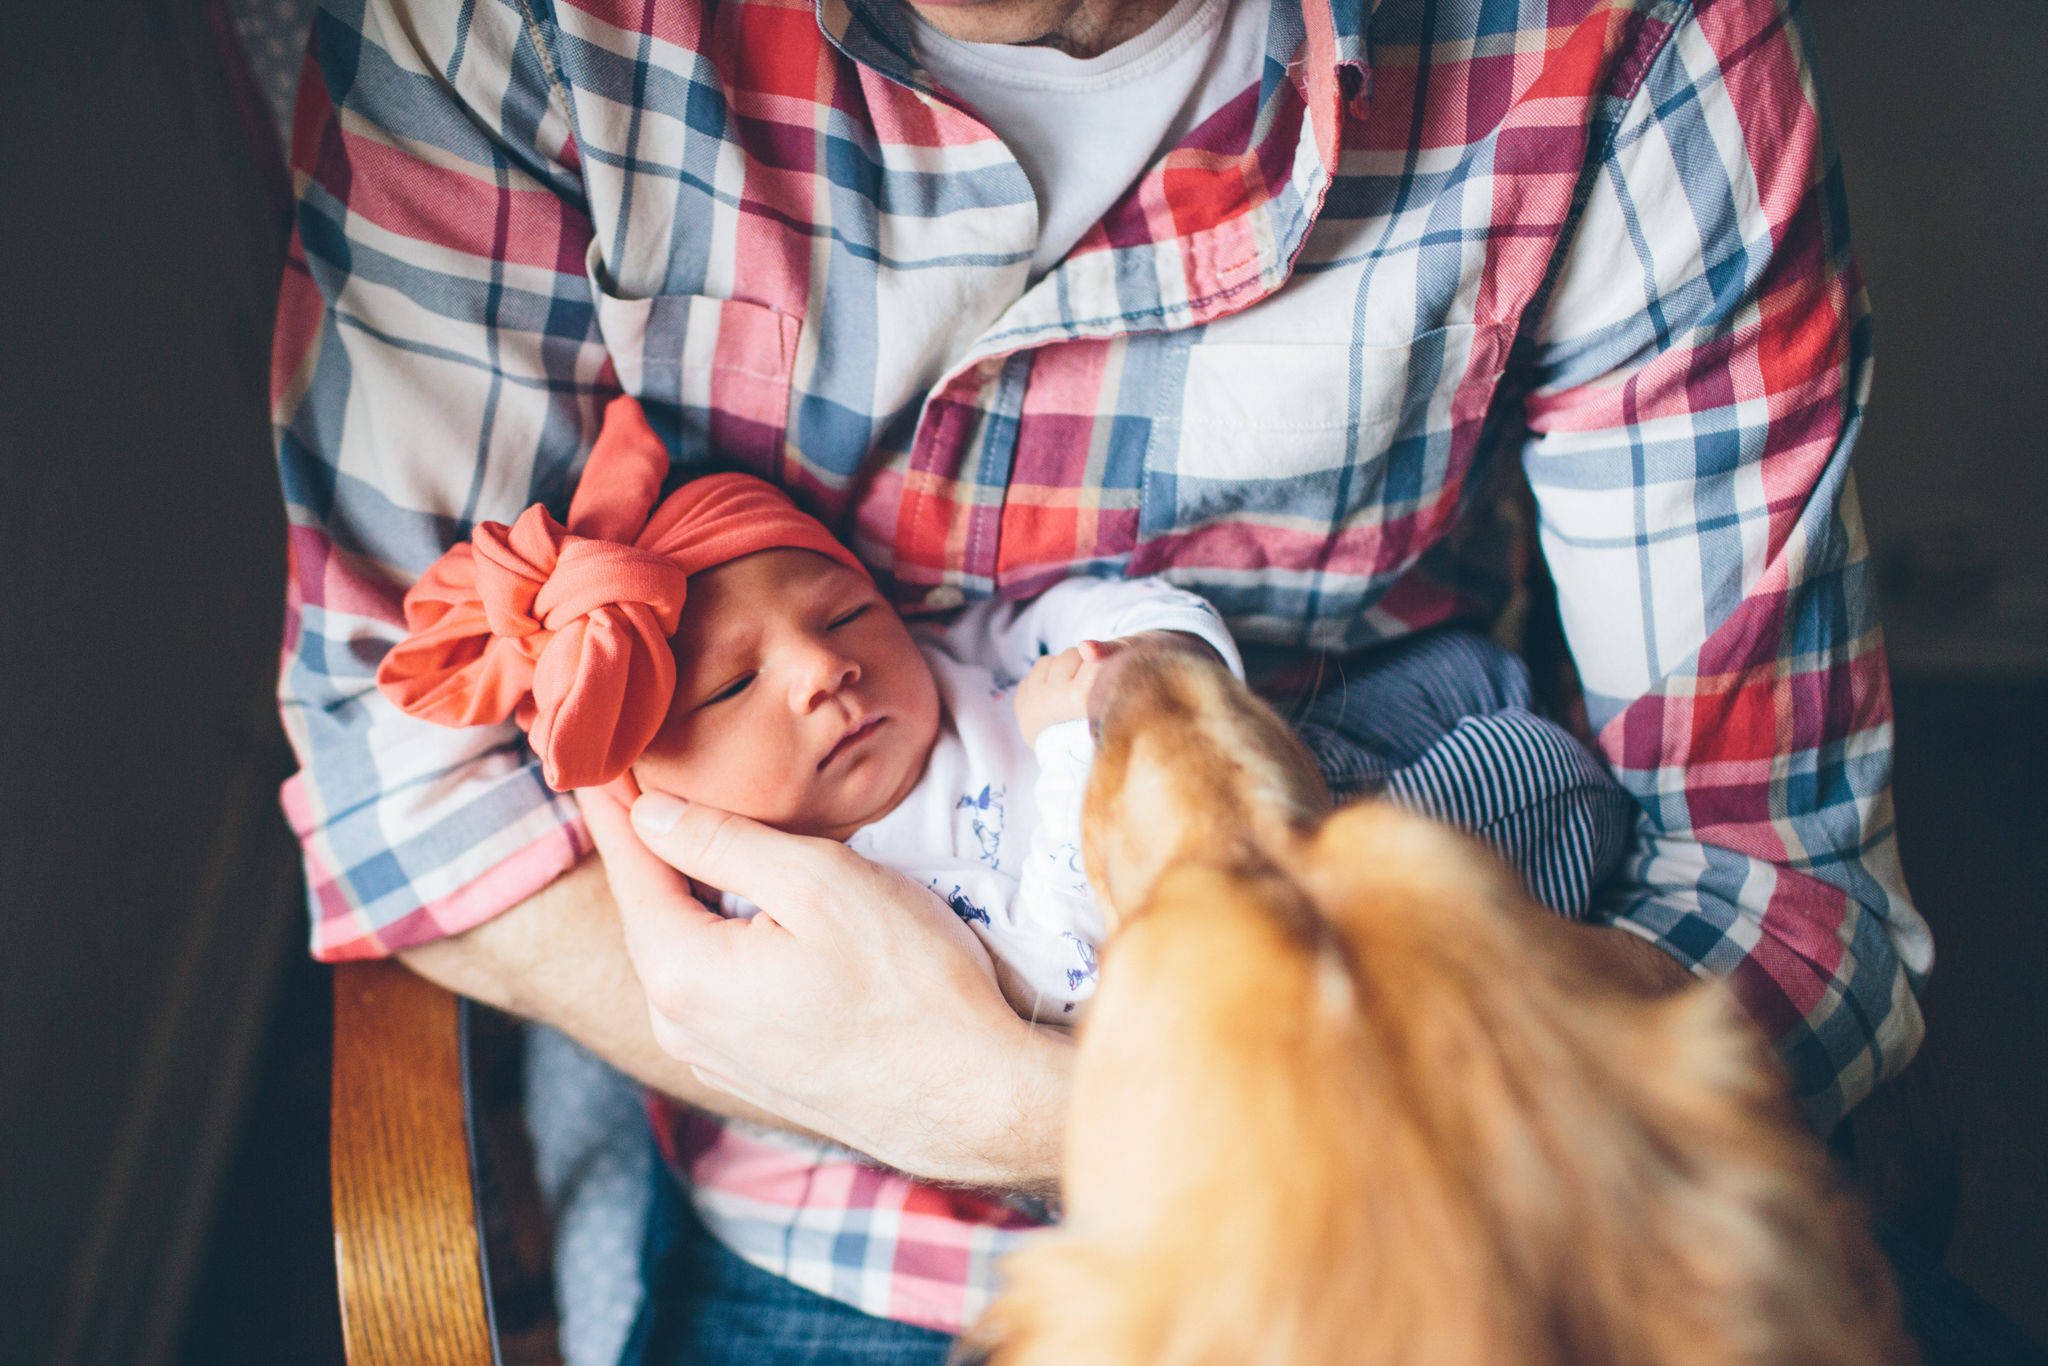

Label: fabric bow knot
[376,394,867,792]
[471,515,693,643]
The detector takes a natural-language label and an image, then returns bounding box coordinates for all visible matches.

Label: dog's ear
[1302,801,1524,922]
[1082,645,1329,925]
[978,860,1411,1366]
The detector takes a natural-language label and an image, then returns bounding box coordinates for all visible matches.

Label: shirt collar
[812,0,1372,357]
[818,0,1370,100]
[817,0,933,94]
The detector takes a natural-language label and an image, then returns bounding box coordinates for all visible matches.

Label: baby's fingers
[1069,658,1108,700]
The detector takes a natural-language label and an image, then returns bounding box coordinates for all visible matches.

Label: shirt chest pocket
[589,258,801,481]
[1132,323,1507,590]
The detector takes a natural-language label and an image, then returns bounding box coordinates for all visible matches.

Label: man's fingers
[581,787,716,920]
[627,791,850,930]
[580,786,756,1023]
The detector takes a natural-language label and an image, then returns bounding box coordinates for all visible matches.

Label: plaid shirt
[278,0,1931,1331]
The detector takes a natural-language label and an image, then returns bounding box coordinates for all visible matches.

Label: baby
[633,543,1238,1018]
[378,395,1238,1019]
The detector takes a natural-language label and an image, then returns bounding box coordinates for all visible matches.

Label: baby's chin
[798,723,939,839]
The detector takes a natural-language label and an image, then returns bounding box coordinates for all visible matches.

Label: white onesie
[723,575,1243,1021]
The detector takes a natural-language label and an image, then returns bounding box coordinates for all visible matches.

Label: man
[276,0,1927,1358]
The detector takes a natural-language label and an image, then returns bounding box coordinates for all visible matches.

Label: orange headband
[375,395,867,793]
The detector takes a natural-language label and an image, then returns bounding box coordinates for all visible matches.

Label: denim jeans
[628,1169,956,1366]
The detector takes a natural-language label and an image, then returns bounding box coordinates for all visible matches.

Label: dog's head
[976,649,1913,1366]
[1079,642,1330,923]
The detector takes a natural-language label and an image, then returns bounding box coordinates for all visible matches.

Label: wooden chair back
[330,961,495,1366]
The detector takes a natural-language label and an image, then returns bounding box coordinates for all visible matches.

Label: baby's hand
[1015,639,1122,748]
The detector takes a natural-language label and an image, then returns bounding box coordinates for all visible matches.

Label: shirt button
[925,585,965,610]
[976,357,1004,381]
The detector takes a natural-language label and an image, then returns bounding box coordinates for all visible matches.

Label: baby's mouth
[818,714,884,770]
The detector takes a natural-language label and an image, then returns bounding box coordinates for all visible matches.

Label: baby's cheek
[631,751,685,797]
[633,743,751,808]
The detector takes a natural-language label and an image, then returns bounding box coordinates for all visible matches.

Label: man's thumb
[627,791,839,924]
[631,791,690,840]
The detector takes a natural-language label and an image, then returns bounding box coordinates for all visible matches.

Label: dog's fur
[971,645,1913,1366]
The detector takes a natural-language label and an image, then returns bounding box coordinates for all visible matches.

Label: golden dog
[972,645,1913,1366]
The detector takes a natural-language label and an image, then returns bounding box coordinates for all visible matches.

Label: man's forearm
[396,852,1075,1195]
[397,854,803,1131]
[1534,917,1695,999]
[897,1017,1071,1198]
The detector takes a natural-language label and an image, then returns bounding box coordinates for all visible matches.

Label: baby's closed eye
[701,674,755,707]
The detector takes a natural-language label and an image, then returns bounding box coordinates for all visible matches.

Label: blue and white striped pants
[1284,628,1635,918]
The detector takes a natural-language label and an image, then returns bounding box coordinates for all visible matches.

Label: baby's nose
[793,643,858,708]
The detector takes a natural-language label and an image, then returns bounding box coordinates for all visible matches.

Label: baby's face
[633,548,940,841]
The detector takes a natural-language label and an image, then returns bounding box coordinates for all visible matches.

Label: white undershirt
[913,0,1269,278]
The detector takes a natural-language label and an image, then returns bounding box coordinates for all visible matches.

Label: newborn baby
[377,394,1237,1019]
[635,542,1236,1017]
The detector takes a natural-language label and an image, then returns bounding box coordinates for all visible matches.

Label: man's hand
[581,785,1072,1192]
[396,854,803,1132]
[1564,922,1697,997]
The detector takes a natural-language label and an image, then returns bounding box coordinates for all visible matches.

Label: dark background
[1,1,2040,1363]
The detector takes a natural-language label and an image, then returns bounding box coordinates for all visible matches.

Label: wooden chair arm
[331,960,496,1366]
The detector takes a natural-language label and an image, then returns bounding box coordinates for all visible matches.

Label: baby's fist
[1015,640,1118,747]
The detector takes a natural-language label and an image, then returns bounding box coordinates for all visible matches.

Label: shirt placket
[894,351,1034,609]
[820,0,1361,610]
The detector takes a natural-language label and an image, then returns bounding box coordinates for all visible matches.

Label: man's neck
[905,0,1183,58]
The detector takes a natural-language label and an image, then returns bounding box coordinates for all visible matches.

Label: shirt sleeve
[943,575,1246,685]
[1521,0,1930,1129]
[274,0,609,960]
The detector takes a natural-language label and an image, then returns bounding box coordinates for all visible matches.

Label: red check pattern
[276,0,1929,1332]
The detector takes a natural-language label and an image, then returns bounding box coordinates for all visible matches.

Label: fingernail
[632,792,687,837]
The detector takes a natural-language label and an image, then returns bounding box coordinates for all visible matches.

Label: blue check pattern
[275,0,1930,1332]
